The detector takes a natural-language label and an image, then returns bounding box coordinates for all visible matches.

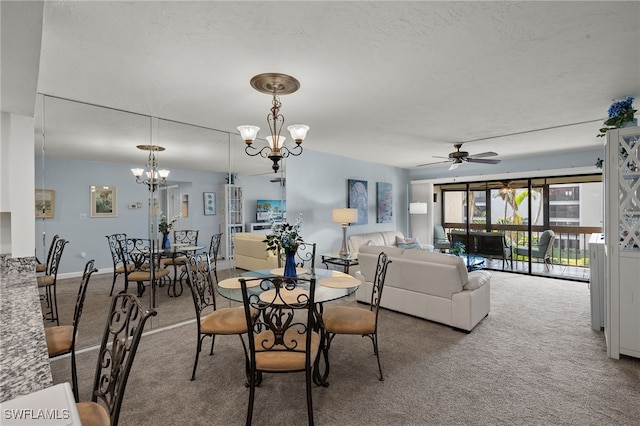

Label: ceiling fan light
[287,124,309,143]
[158,169,170,179]
[449,162,460,171]
[237,125,260,143]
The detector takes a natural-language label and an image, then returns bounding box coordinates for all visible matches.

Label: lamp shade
[332,208,358,224]
[409,202,428,215]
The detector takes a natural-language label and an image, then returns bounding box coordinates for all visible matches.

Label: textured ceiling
[8,2,640,174]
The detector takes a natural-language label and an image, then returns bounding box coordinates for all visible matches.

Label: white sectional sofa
[355,244,491,332]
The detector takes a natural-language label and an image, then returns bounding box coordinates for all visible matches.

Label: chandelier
[131,144,170,191]
[237,73,309,173]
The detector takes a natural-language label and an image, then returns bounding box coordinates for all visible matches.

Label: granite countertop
[0,254,53,402]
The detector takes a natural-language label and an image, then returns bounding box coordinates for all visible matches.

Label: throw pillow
[396,236,423,250]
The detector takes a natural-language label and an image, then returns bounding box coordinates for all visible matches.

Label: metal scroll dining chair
[163,229,199,296]
[37,237,69,326]
[181,233,223,285]
[75,293,157,426]
[45,259,98,402]
[119,238,171,297]
[239,275,320,426]
[36,234,59,274]
[184,252,249,381]
[105,233,131,296]
[321,252,391,381]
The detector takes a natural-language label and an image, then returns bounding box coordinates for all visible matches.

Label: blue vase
[162,233,171,250]
[284,249,297,278]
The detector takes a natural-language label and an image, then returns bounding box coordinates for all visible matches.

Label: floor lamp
[332,208,358,257]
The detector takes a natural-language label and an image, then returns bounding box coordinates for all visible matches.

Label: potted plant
[450,241,466,257]
[597,97,637,137]
[264,213,304,277]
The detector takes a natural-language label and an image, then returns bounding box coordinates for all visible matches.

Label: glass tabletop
[217,268,361,304]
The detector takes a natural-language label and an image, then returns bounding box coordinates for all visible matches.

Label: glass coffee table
[459,254,485,271]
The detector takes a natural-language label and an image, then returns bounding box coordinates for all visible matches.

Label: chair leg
[246,374,256,426]
[71,349,79,402]
[51,284,59,326]
[367,333,384,381]
[109,271,118,296]
[191,334,204,381]
[209,335,216,355]
[306,366,314,426]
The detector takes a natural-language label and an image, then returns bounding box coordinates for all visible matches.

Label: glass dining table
[217,267,361,386]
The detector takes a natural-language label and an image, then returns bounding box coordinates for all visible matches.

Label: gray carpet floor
[47,270,640,425]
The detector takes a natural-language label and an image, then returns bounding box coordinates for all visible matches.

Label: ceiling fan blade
[432,155,450,159]
[468,151,498,158]
[466,158,501,165]
[449,162,461,170]
[416,160,451,167]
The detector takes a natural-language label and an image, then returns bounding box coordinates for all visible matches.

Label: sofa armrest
[464,270,491,290]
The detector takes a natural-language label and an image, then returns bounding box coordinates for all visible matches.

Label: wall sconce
[409,202,428,215]
[332,208,358,257]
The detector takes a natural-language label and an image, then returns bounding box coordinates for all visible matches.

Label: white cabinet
[220,184,244,259]
[604,126,640,359]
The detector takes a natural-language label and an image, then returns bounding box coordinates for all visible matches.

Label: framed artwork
[376,182,393,223]
[35,189,55,219]
[181,194,189,218]
[203,192,216,215]
[90,185,117,217]
[348,179,368,225]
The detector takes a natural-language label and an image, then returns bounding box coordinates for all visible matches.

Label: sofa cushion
[402,250,469,284]
[464,270,492,290]
[348,231,405,256]
[395,236,423,250]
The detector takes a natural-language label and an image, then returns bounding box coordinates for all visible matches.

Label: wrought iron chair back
[185,253,217,316]
[239,275,318,425]
[106,233,127,295]
[174,229,199,246]
[207,232,223,282]
[65,259,98,401]
[38,237,69,325]
[277,240,316,270]
[80,293,156,426]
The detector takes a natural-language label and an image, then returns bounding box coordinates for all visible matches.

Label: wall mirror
[35,94,286,346]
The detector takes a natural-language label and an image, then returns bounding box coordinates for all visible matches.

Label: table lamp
[332,208,358,257]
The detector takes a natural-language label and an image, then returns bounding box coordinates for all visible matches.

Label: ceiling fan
[418,143,501,170]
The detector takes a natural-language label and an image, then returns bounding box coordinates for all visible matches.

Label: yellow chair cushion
[36,275,54,287]
[201,306,248,335]
[254,329,320,372]
[128,268,170,281]
[36,264,46,273]
[76,401,110,426]
[180,261,214,274]
[163,256,188,266]
[322,306,376,334]
[114,264,134,274]
[45,325,74,357]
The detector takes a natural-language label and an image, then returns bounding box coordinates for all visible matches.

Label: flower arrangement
[264,213,303,253]
[450,241,466,256]
[597,97,637,137]
[159,213,181,234]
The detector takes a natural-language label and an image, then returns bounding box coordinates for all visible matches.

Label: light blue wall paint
[35,157,226,274]
[286,150,411,259]
[35,157,284,275]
